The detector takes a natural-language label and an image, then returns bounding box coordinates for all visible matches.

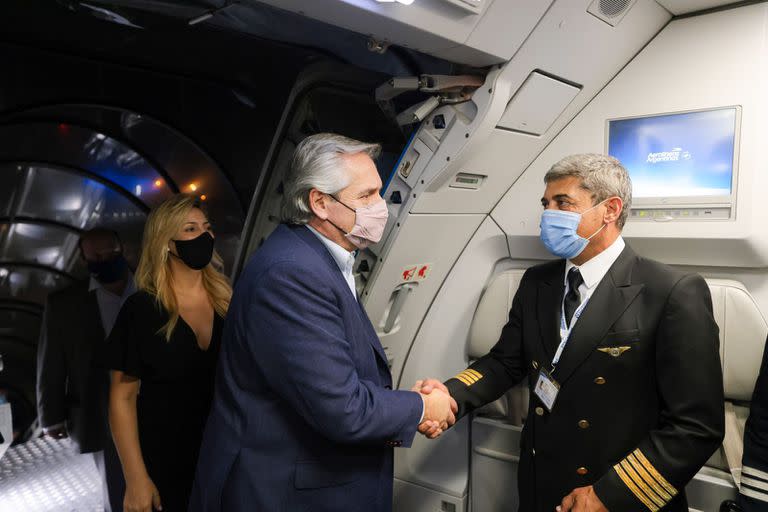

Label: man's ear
[604,197,623,224]
[309,189,330,220]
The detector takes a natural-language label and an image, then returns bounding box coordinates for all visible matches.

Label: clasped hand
[411,379,458,439]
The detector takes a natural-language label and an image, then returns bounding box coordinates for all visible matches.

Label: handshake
[412,379,458,439]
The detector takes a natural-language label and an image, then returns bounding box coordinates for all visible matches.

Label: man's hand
[557,486,608,512]
[412,379,458,439]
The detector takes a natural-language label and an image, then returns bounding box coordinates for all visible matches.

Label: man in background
[37,228,134,512]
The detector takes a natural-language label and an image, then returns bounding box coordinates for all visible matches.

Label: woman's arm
[109,370,162,512]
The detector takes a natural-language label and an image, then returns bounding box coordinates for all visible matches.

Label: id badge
[534,369,560,412]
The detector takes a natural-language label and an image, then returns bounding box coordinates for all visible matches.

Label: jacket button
[535,407,544,416]
[594,377,606,385]
[532,360,539,370]
[577,467,589,476]
[578,420,590,429]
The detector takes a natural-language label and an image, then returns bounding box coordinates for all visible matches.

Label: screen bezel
[605,105,742,208]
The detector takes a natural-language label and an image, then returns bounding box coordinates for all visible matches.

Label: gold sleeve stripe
[627,454,673,502]
[454,374,473,386]
[466,369,483,381]
[614,464,659,512]
[633,449,678,496]
[619,460,666,508]
[454,370,480,384]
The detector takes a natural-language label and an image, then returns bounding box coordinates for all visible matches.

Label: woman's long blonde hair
[135,194,232,341]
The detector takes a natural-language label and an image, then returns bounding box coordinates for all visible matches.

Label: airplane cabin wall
[492,3,768,316]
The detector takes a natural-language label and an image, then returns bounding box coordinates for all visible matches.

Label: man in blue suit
[190,133,456,512]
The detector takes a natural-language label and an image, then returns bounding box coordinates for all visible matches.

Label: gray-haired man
[190,133,455,512]
[417,154,725,512]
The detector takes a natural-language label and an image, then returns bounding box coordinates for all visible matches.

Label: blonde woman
[108,194,231,512]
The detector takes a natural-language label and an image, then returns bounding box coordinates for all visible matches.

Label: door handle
[383,283,416,334]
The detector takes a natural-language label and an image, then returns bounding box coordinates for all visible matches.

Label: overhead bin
[497,71,581,136]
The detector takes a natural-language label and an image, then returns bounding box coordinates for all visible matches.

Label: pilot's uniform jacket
[446,245,725,512]
[738,336,768,510]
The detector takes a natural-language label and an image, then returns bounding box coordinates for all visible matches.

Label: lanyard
[551,295,591,370]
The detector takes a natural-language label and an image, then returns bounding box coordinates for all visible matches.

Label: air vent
[587,0,638,26]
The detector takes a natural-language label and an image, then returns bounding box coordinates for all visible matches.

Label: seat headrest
[468,272,767,402]
[706,279,768,401]
[468,270,525,360]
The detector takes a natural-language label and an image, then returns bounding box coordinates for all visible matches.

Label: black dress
[107,290,223,512]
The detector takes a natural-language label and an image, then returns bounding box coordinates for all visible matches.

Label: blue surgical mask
[539,200,607,260]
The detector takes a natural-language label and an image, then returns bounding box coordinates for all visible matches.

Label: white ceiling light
[376,0,415,5]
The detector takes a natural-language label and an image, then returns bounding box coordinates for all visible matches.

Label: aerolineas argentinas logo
[646,147,692,164]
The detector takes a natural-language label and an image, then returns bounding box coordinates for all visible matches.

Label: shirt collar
[565,236,625,290]
[89,272,136,298]
[306,225,356,275]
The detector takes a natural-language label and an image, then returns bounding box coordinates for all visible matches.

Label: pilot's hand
[416,379,458,416]
[45,426,68,440]
[557,485,608,512]
[124,475,162,512]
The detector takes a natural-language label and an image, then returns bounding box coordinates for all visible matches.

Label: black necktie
[564,268,584,327]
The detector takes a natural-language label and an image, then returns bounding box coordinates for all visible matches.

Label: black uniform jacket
[446,245,725,512]
[36,281,110,454]
[738,335,768,510]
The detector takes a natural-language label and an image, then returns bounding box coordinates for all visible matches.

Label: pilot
[736,335,768,510]
[36,228,133,512]
[418,154,725,511]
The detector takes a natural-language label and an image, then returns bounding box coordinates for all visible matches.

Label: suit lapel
[537,261,565,361]
[552,246,644,385]
[292,226,390,368]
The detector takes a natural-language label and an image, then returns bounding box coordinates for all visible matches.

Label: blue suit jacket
[189,224,422,512]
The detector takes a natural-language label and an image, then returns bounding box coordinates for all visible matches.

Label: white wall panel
[491,3,768,267]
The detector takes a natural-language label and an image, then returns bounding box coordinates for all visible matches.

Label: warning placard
[400,263,432,283]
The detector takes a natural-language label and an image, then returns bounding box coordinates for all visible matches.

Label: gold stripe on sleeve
[454,374,473,386]
[614,464,659,512]
[627,453,673,503]
[633,449,678,496]
[466,369,484,381]
[458,371,478,384]
[620,460,666,509]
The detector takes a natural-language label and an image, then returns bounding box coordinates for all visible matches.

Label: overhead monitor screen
[607,107,738,200]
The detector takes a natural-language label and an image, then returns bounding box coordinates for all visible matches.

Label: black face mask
[87,255,128,284]
[171,232,214,270]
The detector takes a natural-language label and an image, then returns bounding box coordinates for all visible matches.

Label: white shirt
[89,272,136,337]
[306,226,357,300]
[563,236,626,327]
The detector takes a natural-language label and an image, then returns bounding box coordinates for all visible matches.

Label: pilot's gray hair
[545,154,633,229]
[281,133,382,225]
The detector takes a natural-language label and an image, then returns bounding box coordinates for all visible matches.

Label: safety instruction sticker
[400,263,432,283]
